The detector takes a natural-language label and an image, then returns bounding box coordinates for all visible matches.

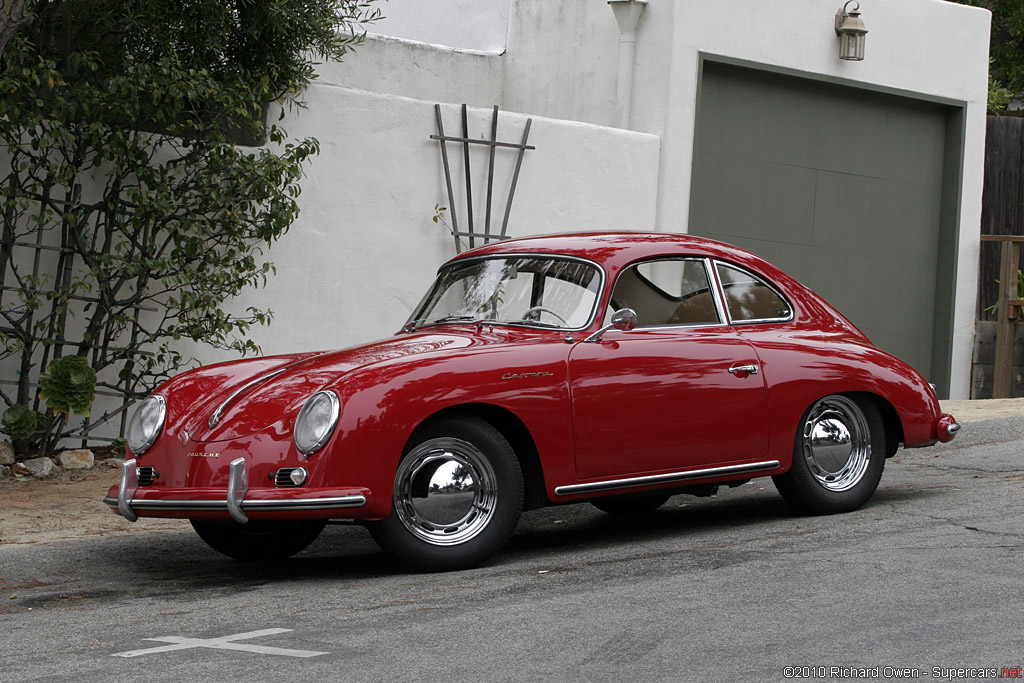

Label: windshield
[408,256,603,330]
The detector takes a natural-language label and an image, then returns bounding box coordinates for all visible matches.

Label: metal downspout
[608,0,648,129]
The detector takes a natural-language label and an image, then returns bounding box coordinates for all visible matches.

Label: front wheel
[367,417,524,572]
[773,394,885,515]
[190,519,326,561]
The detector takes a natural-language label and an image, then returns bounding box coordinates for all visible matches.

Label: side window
[715,263,792,323]
[609,259,721,327]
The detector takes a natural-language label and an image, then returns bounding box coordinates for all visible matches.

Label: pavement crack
[906,462,1024,476]
[962,524,1021,538]
[894,508,1023,539]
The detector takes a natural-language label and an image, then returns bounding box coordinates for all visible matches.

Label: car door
[568,258,769,480]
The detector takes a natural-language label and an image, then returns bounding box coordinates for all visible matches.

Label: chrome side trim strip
[208,367,287,429]
[118,459,139,522]
[103,495,368,512]
[553,460,781,496]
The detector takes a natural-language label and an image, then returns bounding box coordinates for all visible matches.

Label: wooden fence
[979,116,1024,316]
[977,116,1024,398]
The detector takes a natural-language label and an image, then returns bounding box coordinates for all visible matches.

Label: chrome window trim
[704,257,731,326]
[606,256,729,331]
[407,253,607,333]
[618,320,729,332]
[553,460,781,496]
[713,261,795,326]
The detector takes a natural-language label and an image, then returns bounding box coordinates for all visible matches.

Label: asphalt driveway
[1,412,1021,682]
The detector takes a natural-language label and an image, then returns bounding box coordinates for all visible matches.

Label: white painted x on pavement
[112,628,328,658]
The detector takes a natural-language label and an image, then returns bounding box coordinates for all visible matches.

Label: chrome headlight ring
[294,390,341,456]
[126,395,167,456]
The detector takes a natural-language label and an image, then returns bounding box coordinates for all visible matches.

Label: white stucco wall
[667,0,989,400]
[368,0,510,53]
[491,0,990,397]
[319,35,504,107]
[185,90,660,365]
[1,0,993,436]
[0,89,659,439]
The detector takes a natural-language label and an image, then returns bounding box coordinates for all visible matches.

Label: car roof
[448,231,778,275]
[442,231,868,337]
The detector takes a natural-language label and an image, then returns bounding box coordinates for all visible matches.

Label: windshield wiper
[404,315,477,332]
[405,315,560,333]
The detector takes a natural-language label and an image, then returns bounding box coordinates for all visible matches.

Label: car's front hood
[184,332,478,443]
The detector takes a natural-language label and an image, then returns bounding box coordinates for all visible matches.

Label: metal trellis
[431,104,535,253]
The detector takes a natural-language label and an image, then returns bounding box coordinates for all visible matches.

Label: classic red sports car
[106,232,960,570]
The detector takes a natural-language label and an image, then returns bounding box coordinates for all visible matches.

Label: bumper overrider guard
[106,458,368,523]
[936,415,961,443]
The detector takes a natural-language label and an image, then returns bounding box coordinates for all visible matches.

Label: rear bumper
[105,458,370,523]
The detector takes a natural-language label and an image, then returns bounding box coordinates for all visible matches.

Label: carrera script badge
[502,371,554,380]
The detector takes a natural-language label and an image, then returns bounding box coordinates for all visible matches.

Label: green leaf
[0,1,379,439]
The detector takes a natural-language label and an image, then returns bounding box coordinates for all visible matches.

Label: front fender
[316,338,575,516]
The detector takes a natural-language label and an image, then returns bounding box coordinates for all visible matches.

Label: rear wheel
[591,492,671,516]
[773,394,885,514]
[190,519,326,561]
[367,417,523,572]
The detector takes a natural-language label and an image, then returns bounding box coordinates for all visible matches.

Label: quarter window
[715,263,792,323]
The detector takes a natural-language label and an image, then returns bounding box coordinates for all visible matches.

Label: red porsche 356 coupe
[106,232,959,570]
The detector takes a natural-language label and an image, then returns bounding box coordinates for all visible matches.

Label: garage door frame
[689,54,965,398]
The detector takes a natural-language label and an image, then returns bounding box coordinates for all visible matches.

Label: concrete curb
[940,398,1024,423]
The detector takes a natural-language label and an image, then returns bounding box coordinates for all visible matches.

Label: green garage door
[689,61,960,396]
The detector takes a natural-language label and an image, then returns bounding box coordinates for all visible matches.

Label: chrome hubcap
[801,396,871,492]
[394,438,497,546]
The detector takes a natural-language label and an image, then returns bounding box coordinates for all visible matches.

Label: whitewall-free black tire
[773,394,886,514]
[367,416,524,572]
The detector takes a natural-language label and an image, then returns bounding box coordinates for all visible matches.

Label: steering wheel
[521,306,569,325]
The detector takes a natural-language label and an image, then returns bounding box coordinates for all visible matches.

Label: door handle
[728,364,759,375]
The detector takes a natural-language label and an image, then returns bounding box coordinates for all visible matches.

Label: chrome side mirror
[584,308,638,343]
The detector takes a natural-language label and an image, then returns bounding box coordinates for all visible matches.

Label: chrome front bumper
[107,458,368,524]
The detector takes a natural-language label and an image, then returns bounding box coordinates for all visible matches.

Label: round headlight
[126,395,166,455]
[294,390,340,455]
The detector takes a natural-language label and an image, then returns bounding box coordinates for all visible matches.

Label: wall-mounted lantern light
[835,1,867,61]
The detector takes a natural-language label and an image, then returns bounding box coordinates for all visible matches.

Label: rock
[12,462,30,477]
[0,464,9,479]
[21,457,56,478]
[102,458,125,469]
[58,449,94,470]
[0,440,14,465]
